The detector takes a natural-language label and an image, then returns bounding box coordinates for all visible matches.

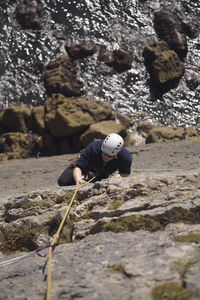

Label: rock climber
[58,133,132,186]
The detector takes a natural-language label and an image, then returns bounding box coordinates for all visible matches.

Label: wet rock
[154,9,188,60]
[44,56,84,97]
[185,71,200,91]
[99,48,133,73]
[146,126,200,143]
[143,41,184,92]
[44,93,113,137]
[15,5,42,30]
[65,43,97,59]
[182,22,200,39]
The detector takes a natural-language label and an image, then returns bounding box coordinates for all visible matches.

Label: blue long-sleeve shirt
[75,140,132,180]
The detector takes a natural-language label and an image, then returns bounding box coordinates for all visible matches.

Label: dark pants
[58,165,76,186]
[58,165,97,186]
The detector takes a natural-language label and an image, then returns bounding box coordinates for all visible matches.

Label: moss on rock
[109,263,126,274]
[151,282,191,300]
[174,233,200,243]
[107,199,125,210]
[101,215,162,233]
[20,200,52,209]
[99,207,200,233]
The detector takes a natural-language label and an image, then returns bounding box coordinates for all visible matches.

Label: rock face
[0,169,200,299]
[153,9,188,61]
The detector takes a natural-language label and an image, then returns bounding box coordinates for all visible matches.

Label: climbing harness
[45,176,95,300]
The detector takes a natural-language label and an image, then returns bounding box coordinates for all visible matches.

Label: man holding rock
[58,133,132,186]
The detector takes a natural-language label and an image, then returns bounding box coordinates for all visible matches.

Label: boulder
[115,112,133,129]
[44,56,84,97]
[185,71,199,91]
[154,9,188,60]
[44,94,113,137]
[0,132,43,160]
[80,120,127,147]
[182,22,199,39]
[65,43,97,59]
[99,48,133,73]
[143,41,184,90]
[1,104,32,133]
[153,50,184,84]
[15,5,42,30]
[146,126,200,143]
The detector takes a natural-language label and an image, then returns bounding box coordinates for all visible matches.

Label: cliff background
[0,0,200,130]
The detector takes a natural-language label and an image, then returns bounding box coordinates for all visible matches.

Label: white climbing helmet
[101,133,124,157]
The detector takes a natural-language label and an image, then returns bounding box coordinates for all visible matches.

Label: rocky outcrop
[0,170,200,299]
[153,9,188,61]
[0,99,199,159]
[44,56,84,97]
[0,96,130,159]
[142,8,199,95]
[185,70,200,91]
[1,170,199,252]
[65,43,97,59]
[0,104,32,133]
[99,48,133,73]
[143,41,184,92]
[15,5,42,30]
[0,132,42,160]
[80,120,127,147]
[146,126,200,143]
[44,94,113,137]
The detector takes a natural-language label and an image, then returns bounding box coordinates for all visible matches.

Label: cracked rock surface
[0,140,200,299]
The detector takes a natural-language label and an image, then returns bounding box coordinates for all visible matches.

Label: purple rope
[0,244,55,267]
[36,244,55,257]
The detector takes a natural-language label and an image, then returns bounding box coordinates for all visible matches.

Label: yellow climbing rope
[45,176,95,300]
